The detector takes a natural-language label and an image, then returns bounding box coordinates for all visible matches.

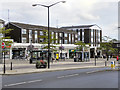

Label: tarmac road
[2,67,118,88]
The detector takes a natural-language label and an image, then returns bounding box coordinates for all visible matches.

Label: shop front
[69,49,76,59]
[12,48,26,59]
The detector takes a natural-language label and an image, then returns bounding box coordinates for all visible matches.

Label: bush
[36,60,47,68]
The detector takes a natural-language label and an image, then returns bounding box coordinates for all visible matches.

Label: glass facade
[69,34,71,44]
[29,30,32,43]
[22,29,26,34]
[65,33,67,37]
[65,40,67,44]
[22,37,26,43]
[40,31,43,35]
[35,31,38,43]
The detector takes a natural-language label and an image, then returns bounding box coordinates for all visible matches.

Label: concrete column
[67,48,69,59]
[10,48,12,59]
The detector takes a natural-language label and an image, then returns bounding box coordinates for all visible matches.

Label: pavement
[0,58,119,75]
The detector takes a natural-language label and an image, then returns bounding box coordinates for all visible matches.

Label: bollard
[105,61,107,66]
[10,62,12,70]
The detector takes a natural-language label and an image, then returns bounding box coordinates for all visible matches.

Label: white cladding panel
[90,25,101,30]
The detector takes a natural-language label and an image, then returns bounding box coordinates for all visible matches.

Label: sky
[0,0,119,40]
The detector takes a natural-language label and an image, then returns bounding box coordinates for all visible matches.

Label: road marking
[57,76,65,79]
[27,80,42,83]
[86,70,100,74]
[65,74,79,77]
[4,79,42,87]
[4,82,26,87]
[57,74,79,79]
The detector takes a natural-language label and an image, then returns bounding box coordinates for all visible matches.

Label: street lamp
[32,1,66,69]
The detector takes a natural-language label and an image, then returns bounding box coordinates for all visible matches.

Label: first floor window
[22,29,26,34]
[40,38,43,42]
[65,40,68,44]
[22,37,26,43]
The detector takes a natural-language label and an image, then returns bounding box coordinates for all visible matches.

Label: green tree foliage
[0,27,13,50]
[39,30,58,52]
[100,36,118,60]
[74,41,90,51]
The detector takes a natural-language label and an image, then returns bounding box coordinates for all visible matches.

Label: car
[36,60,47,68]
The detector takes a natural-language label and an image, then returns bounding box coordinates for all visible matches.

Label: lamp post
[32,1,66,69]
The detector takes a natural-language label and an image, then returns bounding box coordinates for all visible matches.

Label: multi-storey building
[61,24,102,58]
[5,22,78,59]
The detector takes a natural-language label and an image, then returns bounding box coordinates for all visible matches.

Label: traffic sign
[2,42,5,49]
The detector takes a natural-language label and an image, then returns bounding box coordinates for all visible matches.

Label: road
[2,67,118,88]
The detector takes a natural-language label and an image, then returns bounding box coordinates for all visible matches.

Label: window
[40,38,43,42]
[29,30,32,43]
[40,31,43,35]
[59,33,62,37]
[51,32,54,39]
[56,33,58,39]
[60,40,62,44]
[22,37,26,43]
[82,29,84,42]
[35,31,38,43]
[69,34,71,43]
[72,34,74,42]
[75,40,77,43]
[65,40,67,44]
[56,39,58,43]
[22,29,26,34]
[75,34,77,38]
[65,33,67,37]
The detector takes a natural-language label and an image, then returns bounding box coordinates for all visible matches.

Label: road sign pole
[2,42,6,74]
[3,50,5,74]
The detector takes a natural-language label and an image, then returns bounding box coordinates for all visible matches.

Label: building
[0,19,5,63]
[5,22,78,59]
[61,24,102,58]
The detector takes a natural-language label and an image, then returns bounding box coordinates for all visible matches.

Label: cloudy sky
[0,0,119,40]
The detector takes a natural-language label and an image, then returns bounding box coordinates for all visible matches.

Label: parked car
[36,60,47,68]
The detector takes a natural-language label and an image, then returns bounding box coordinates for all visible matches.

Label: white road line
[57,74,79,79]
[4,79,42,87]
[27,80,42,83]
[4,82,26,87]
[65,74,79,77]
[57,76,65,79]
[86,70,100,74]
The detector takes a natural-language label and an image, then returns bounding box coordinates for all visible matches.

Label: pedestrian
[52,57,55,63]
[26,53,28,60]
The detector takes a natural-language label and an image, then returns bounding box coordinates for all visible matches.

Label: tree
[74,41,90,51]
[100,36,117,60]
[39,30,58,52]
[0,27,13,51]
[0,27,13,63]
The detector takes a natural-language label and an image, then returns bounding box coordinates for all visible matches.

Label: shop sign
[69,49,76,53]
